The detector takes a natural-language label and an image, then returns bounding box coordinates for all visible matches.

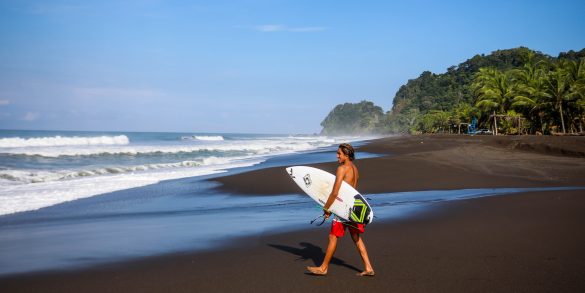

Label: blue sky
[1,0,584,134]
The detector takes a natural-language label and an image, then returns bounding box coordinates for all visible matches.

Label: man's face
[336,148,347,163]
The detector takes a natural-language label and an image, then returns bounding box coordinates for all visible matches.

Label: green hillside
[320,47,585,135]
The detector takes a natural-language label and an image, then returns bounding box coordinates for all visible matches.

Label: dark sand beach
[2,135,585,292]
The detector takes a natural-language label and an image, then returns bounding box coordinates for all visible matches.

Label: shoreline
[2,134,585,292]
[212,135,585,196]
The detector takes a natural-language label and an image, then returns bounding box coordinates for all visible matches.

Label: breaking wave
[0,157,237,185]
[0,140,329,158]
[181,135,224,141]
[0,135,130,148]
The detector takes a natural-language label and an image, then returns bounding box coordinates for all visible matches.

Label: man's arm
[323,166,346,216]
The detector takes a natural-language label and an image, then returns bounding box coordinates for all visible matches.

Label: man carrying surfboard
[306,143,375,277]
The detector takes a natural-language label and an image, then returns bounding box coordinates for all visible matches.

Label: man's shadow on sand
[268,242,360,273]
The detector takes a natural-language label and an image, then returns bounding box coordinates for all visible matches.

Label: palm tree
[432,110,450,133]
[542,61,572,133]
[510,56,548,133]
[512,82,551,134]
[472,67,516,135]
[501,110,523,134]
[574,79,585,132]
[451,103,473,134]
[565,58,585,132]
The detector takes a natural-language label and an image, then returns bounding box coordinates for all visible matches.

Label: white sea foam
[0,158,263,216]
[181,135,224,141]
[0,133,372,216]
[0,156,242,185]
[2,162,176,184]
[0,139,332,157]
[193,135,224,141]
[0,135,130,148]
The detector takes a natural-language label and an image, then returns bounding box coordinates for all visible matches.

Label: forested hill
[320,47,585,135]
[392,47,552,115]
[320,101,384,135]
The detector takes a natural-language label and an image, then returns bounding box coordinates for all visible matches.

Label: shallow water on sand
[1,179,582,276]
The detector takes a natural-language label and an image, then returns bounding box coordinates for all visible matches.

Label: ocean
[0,130,359,215]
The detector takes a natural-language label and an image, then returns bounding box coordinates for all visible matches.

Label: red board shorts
[330,218,365,237]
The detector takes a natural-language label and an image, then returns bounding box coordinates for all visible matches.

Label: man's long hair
[338,143,355,161]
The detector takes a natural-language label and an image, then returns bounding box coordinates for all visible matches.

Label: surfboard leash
[310,214,327,226]
[339,221,361,230]
[310,214,365,230]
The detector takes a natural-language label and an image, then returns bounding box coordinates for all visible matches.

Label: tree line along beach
[321,47,585,137]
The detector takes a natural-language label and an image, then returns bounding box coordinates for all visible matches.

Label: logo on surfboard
[350,194,371,224]
[303,174,312,187]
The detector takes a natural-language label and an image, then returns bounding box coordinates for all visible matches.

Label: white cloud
[0,99,10,106]
[254,24,285,32]
[22,112,40,121]
[246,25,327,33]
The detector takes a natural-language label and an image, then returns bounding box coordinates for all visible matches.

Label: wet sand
[214,135,585,195]
[2,135,585,292]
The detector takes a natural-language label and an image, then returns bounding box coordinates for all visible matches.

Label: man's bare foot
[357,270,375,277]
[306,266,327,275]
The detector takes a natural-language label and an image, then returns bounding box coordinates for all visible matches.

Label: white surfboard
[286,166,373,224]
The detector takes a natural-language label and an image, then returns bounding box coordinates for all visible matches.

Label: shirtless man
[306,143,375,276]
